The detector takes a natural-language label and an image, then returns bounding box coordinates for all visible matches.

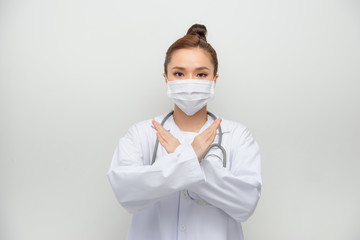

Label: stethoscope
[151,110,227,168]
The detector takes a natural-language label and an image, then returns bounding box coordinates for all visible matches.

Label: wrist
[191,143,201,162]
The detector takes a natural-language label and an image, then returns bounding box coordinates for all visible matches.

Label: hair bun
[186,24,207,41]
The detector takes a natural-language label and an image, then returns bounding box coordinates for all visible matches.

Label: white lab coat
[107,112,262,240]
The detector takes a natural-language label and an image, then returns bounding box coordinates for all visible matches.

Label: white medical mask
[166,78,215,116]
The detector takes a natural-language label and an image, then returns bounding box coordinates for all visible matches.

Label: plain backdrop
[1,0,359,239]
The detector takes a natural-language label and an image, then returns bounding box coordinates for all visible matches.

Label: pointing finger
[210,117,221,131]
[206,118,221,140]
[153,120,178,143]
[152,120,159,130]
[153,120,166,133]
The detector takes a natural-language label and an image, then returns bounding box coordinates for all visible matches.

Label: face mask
[166,78,215,116]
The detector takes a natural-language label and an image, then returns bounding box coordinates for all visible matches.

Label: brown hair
[164,24,218,77]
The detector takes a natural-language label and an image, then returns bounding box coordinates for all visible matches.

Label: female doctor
[107,24,262,240]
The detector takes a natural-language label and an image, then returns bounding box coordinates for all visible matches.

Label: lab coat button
[179,225,186,232]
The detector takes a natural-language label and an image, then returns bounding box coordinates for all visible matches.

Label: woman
[107,24,262,240]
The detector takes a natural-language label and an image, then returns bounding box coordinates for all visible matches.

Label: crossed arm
[108,118,261,221]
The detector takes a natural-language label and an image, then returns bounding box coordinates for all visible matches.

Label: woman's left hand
[152,120,180,154]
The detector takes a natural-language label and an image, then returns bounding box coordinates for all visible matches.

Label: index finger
[202,117,221,135]
[210,117,222,130]
[152,120,171,135]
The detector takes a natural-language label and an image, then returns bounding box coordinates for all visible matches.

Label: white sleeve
[187,126,262,222]
[106,124,205,214]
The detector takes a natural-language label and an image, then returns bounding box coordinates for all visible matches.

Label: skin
[152,47,222,162]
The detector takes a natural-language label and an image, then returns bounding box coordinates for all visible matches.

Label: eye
[173,72,184,77]
[197,73,208,78]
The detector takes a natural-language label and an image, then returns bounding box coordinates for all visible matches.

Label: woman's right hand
[191,117,222,162]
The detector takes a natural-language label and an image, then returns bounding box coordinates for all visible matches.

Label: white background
[1,0,359,239]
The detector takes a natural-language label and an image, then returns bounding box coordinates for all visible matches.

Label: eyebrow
[171,66,210,71]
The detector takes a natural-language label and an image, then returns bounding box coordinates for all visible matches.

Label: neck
[173,105,208,132]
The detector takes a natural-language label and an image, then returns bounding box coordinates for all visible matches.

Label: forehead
[169,48,213,69]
